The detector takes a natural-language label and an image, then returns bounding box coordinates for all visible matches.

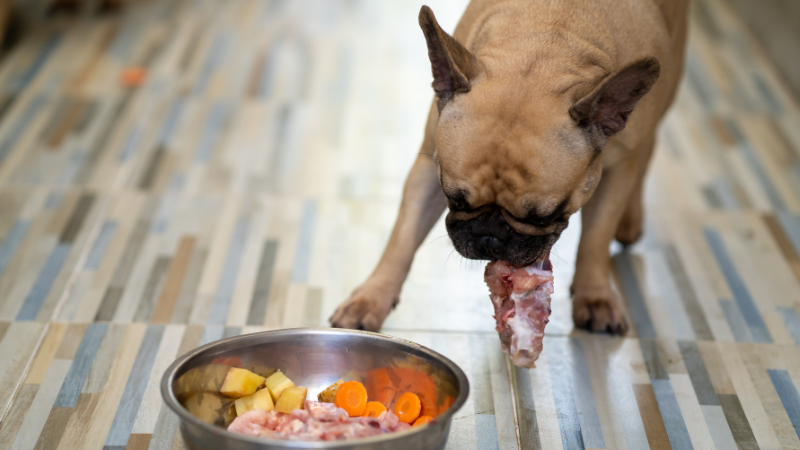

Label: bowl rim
[160,327,470,448]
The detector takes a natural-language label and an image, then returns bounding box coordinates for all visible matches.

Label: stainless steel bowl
[161,328,470,450]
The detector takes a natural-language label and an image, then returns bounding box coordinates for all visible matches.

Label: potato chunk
[275,386,308,413]
[219,368,266,398]
[173,364,230,402]
[183,392,233,426]
[317,379,343,403]
[265,371,294,402]
[234,387,274,415]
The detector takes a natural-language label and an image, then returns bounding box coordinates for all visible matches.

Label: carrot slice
[362,401,387,418]
[413,415,433,426]
[334,381,368,417]
[394,392,422,424]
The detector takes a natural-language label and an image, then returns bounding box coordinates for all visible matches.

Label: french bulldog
[331,0,688,334]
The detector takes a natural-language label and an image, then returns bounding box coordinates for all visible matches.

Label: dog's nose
[476,235,504,260]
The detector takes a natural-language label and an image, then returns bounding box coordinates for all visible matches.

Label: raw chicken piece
[485,258,554,368]
[227,409,290,436]
[306,400,350,422]
[227,400,411,442]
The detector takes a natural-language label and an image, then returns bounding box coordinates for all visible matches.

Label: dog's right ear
[419,6,480,112]
[569,57,661,141]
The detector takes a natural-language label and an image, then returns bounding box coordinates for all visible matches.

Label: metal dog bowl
[161,328,469,450]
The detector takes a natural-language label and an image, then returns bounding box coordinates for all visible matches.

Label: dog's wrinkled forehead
[434,87,597,215]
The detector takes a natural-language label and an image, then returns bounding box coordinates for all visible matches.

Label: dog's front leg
[572,152,643,334]
[330,105,446,331]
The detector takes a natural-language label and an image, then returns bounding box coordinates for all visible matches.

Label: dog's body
[331,0,688,333]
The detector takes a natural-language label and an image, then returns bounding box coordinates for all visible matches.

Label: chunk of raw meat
[227,400,410,441]
[485,258,554,368]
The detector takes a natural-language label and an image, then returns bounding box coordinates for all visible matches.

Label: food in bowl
[485,258,554,368]
[229,400,410,441]
[215,366,436,441]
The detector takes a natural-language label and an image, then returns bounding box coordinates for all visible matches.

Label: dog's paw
[572,285,630,335]
[329,284,398,332]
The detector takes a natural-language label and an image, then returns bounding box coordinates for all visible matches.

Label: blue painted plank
[85,221,118,270]
[223,327,241,339]
[108,19,138,60]
[158,100,185,145]
[200,325,224,346]
[246,240,278,326]
[711,178,740,210]
[777,211,800,258]
[777,307,800,345]
[104,325,165,447]
[703,228,772,342]
[468,334,498,448]
[150,193,180,234]
[44,192,64,210]
[700,405,738,450]
[258,37,284,98]
[652,379,695,450]
[118,125,143,162]
[0,94,48,165]
[290,199,317,284]
[719,299,753,342]
[750,72,781,113]
[613,252,656,338]
[545,339,585,450]
[0,220,30,278]
[326,46,353,104]
[678,341,719,406]
[193,33,229,96]
[54,324,108,407]
[768,370,800,441]
[148,403,180,450]
[725,120,785,208]
[16,243,71,321]
[475,414,500,450]
[208,220,250,325]
[194,102,230,163]
[10,34,60,91]
[684,49,717,109]
[570,338,606,449]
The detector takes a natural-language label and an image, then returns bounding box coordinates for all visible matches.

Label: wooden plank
[633,383,672,450]
[24,322,67,385]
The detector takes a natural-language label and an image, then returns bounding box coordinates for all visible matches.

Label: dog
[331,0,688,334]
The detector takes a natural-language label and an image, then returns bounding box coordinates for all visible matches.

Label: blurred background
[0,0,799,449]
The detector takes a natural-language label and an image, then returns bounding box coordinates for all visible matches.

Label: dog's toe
[572,286,630,335]
[329,285,397,332]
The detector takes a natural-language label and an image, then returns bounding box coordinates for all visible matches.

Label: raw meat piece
[227,400,411,441]
[485,258,554,368]
[306,400,350,422]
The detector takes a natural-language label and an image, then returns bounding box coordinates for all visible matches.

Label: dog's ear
[419,6,480,111]
[570,57,660,138]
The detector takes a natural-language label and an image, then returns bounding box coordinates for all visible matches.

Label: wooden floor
[0,0,799,448]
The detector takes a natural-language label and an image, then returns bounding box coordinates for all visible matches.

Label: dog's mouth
[445,210,565,266]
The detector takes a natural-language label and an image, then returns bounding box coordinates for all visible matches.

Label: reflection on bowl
[161,328,470,450]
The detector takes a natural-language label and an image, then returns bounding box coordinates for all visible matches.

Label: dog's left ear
[419,6,481,112]
[570,57,660,137]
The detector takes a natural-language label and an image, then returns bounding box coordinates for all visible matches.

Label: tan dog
[331,0,688,334]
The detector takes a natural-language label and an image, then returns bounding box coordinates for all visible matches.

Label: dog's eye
[446,191,474,212]
[451,199,465,210]
[529,216,554,228]
[523,198,570,227]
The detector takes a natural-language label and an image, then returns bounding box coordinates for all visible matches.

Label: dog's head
[419,6,660,266]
